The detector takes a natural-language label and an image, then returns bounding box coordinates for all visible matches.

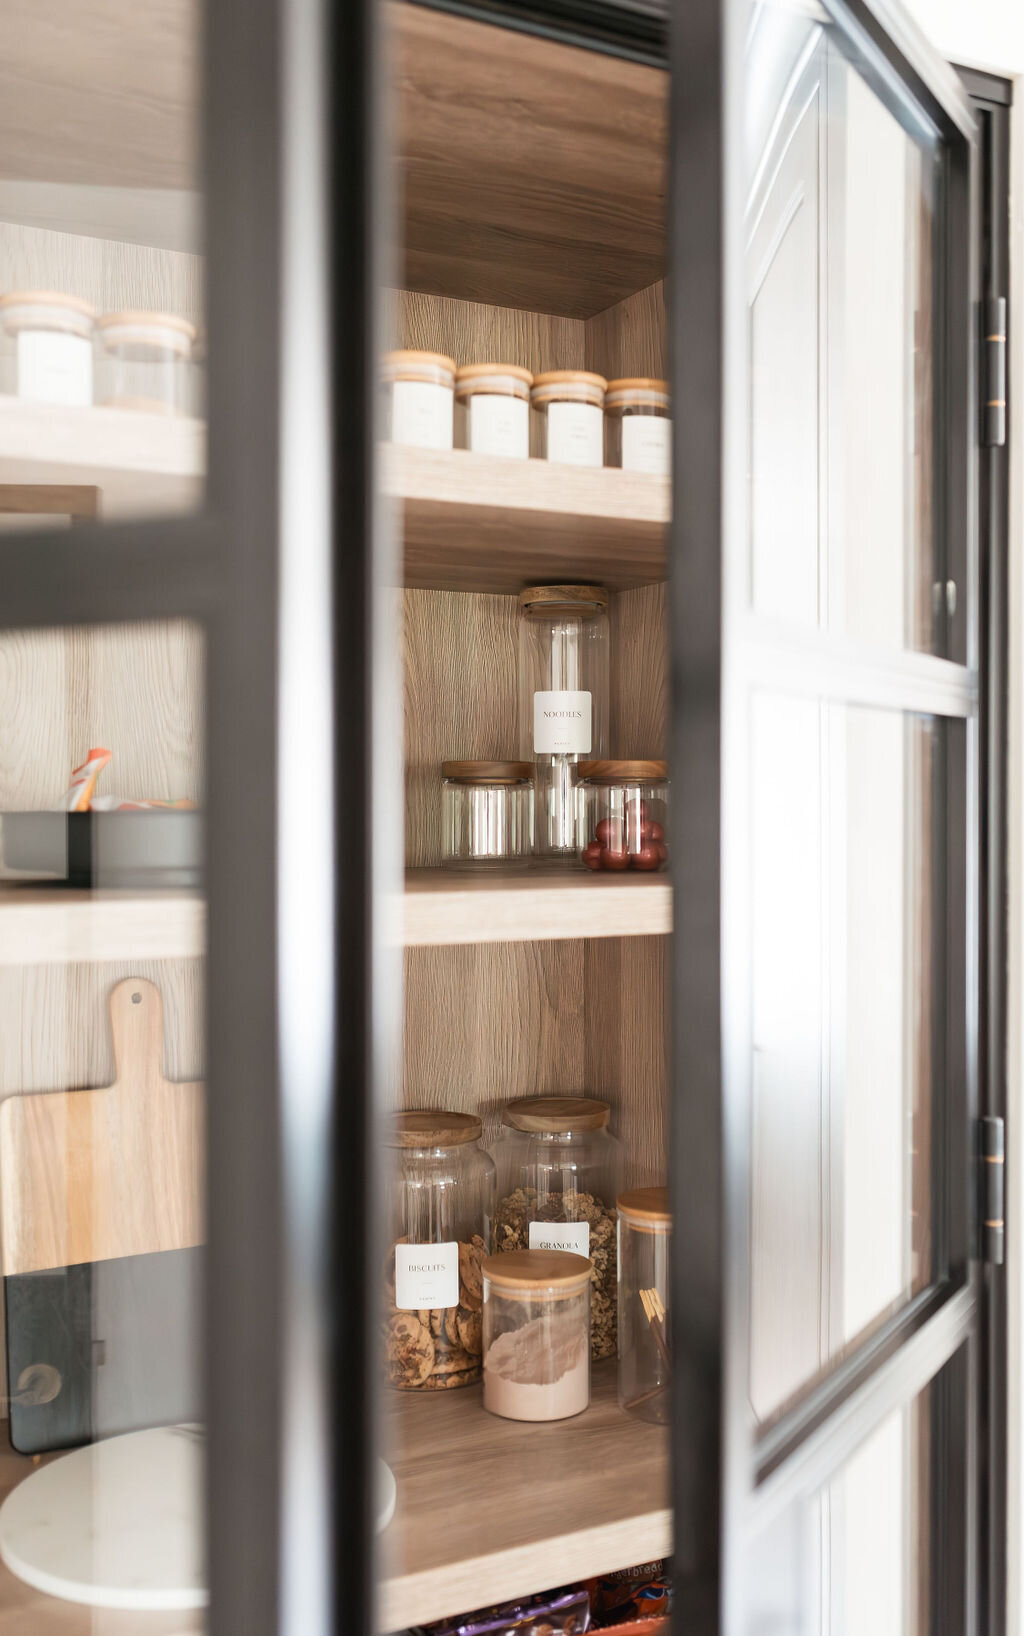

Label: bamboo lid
[381,349,456,383]
[617,1185,671,1225]
[441,760,533,785]
[531,369,606,408]
[502,1096,610,1133]
[518,584,608,612]
[605,377,670,410]
[0,290,96,317]
[386,1110,482,1148]
[482,1249,592,1290]
[455,362,533,399]
[577,759,667,784]
[97,310,197,339]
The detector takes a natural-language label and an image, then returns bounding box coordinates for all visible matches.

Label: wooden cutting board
[0,979,204,1454]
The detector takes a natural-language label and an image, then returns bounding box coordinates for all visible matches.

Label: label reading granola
[528,1219,591,1257]
[395,1241,459,1310]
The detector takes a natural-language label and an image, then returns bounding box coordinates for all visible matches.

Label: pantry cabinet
[0,0,1009,1634]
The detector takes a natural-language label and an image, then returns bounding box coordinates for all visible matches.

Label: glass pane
[749,696,938,1422]
[0,3,205,520]
[0,620,206,1632]
[746,10,938,653]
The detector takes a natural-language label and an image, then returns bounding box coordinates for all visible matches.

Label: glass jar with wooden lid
[617,1185,671,1423]
[0,291,96,406]
[482,1249,591,1421]
[97,310,196,415]
[492,1096,622,1360]
[383,1110,495,1392]
[604,378,671,476]
[531,370,607,467]
[441,760,534,868]
[454,363,533,459]
[381,349,455,449]
[576,759,669,873]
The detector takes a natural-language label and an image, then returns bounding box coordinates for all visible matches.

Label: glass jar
[577,760,669,873]
[0,291,95,406]
[381,349,455,449]
[482,1249,591,1422]
[492,1096,622,1360]
[383,1110,496,1392]
[604,378,671,476]
[97,311,196,415]
[531,370,607,467]
[455,363,532,459]
[518,585,610,862]
[617,1185,671,1423]
[441,760,533,868]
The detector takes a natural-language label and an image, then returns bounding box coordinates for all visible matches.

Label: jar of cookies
[384,1110,495,1392]
[492,1097,622,1360]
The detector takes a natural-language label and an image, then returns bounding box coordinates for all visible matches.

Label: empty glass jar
[531,371,607,467]
[384,1111,495,1392]
[604,378,671,475]
[455,363,532,458]
[97,310,196,414]
[441,760,533,867]
[518,585,610,862]
[381,349,455,449]
[482,1249,591,1422]
[0,291,95,406]
[492,1096,622,1359]
[617,1185,671,1423]
[577,760,669,872]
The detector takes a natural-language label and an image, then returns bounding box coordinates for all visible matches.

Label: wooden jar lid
[605,377,670,411]
[97,310,197,338]
[518,584,608,613]
[482,1249,592,1290]
[577,760,667,783]
[441,760,533,784]
[502,1096,610,1133]
[617,1185,671,1226]
[381,349,456,383]
[386,1110,482,1148]
[531,369,607,408]
[0,290,96,317]
[455,363,533,399]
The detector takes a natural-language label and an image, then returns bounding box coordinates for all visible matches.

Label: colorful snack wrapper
[64,747,113,812]
[586,1561,672,1627]
[411,1585,590,1635]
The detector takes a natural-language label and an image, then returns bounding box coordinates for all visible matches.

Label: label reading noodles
[533,690,592,755]
[395,1241,459,1310]
[529,1220,591,1257]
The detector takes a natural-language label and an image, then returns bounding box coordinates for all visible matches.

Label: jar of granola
[491,1096,622,1360]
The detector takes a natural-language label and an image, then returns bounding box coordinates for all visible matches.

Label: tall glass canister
[518,585,609,862]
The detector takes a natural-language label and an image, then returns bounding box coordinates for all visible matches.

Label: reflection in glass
[746,8,937,652]
[749,697,936,1421]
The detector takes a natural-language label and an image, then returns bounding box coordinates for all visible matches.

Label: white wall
[901,0,1024,74]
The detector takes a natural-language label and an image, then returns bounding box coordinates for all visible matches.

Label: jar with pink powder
[481,1249,591,1423]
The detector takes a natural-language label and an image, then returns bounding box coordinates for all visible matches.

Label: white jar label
[468,393,529,459]
[622,414,671,476]
[17,331,92,407]
[529,1220,591,1257]
[391,380,453,450]
[395,1241,459,1310]
[546,401,603,467]
[533,690,592,755]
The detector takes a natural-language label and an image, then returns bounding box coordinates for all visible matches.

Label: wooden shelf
[0,397,204,519]
[381,1359,670,1631]
[403,868,672,946]
[388,444,668,594]
[0,890,205,965]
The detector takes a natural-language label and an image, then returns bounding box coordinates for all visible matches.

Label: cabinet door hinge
[979,1115,1005,1264]
[983,296,1007,447]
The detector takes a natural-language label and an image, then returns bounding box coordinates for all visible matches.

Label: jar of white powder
[481,1249,591,1422]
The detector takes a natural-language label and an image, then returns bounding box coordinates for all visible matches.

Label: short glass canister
[383,1111,496,1392]
[617,1185,671,1423]
[576,760,669,873]
[518,585,610,863]
[492,1096,622,1359]
[482,1249,592,1422]
[441,760,534,867]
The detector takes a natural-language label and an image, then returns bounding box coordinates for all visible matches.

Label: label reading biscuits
[395,1241,459,1310]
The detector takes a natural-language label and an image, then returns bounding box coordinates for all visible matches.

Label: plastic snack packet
[586,1561,671,1626]
[64,747,113,811]
[412,1584,591,1635]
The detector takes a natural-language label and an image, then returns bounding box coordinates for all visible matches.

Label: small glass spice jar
[381,349,455,449]
[604,378,671,476]
[493,1096,622,1360]
[455,363,532,459]
[384,1111,496,1392]
[519,585,610,862]
[97,311,196,415]
[531,370,607,467]
[0,291,95,406]
[441,760,534,868]
[577,760,669,873]
[482,1249,591,1422]
[617,1186,671,1423]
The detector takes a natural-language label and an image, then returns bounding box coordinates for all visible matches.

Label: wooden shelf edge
[400,869,672,946]
[0,891,206,965]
